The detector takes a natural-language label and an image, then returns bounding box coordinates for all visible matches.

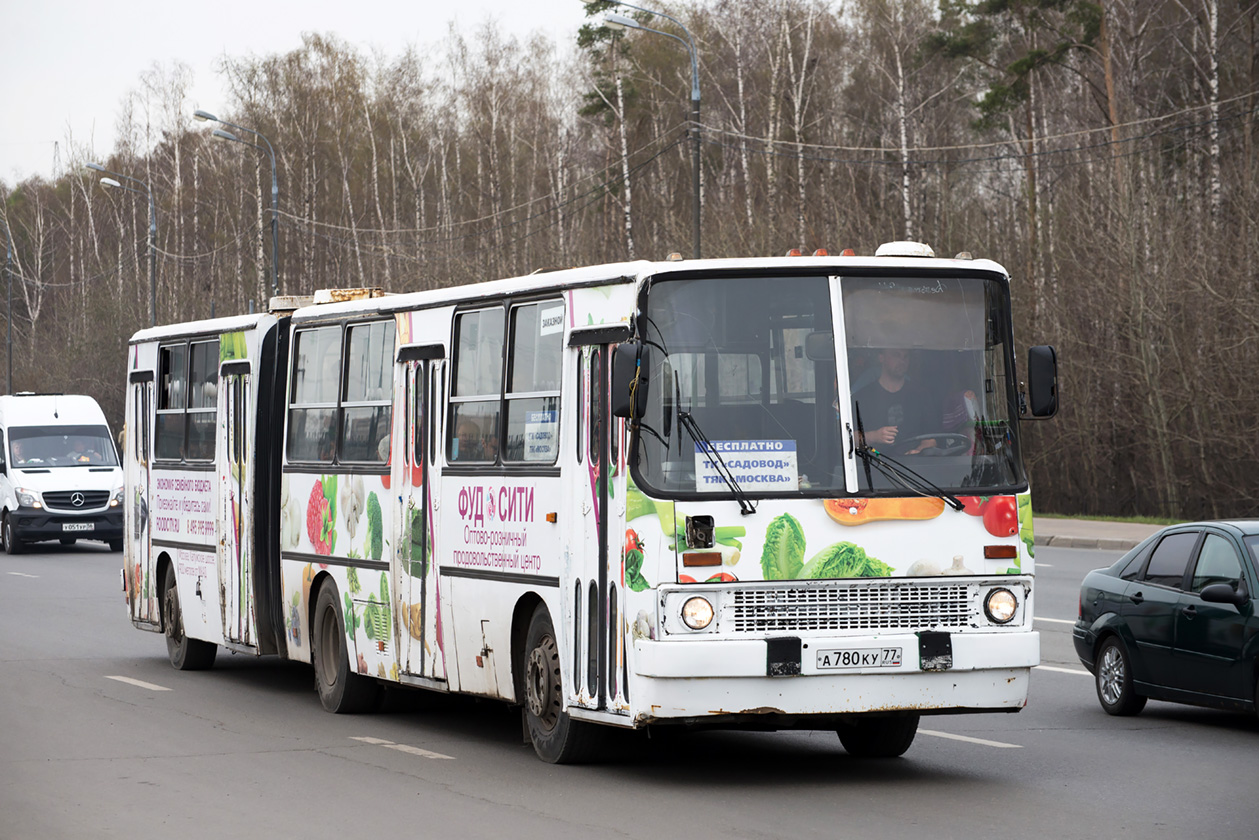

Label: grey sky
[0,0,587,184]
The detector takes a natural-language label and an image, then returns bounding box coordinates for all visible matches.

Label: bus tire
[522,605,602,764]
[837,714,920,758]
[60,537,77,546]
[313,582,380,713]
[108,539,123,552]
[3,513,24,555]
[162,567,217,670]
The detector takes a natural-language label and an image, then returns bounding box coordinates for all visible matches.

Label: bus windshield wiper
[677,410,757,516]
[853,443,965,512]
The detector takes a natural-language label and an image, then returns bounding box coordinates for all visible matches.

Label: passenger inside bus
[454,418,483,461]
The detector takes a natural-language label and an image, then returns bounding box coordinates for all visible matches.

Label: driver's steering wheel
[899,432,971,456]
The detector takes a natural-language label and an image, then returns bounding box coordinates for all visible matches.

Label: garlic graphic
[946,555,973,575]
[342,475,366,539]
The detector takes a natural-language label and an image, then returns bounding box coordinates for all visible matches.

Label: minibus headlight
[681,597,715,630]
[16,488,40,508]
[984,588,1018,624]
[111,487,124,507]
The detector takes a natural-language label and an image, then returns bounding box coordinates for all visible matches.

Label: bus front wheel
[837,714,920,758]
[522,605,602,764]
[162,567,217,670]
[312,582,380,713]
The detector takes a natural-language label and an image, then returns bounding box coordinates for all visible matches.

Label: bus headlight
[984,588,1018,624]
[16,487,41,508]
[681,597,715,630]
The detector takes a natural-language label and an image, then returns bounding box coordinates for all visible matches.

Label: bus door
[218,362,256,648]
[576,344,620,710]
[127,371,157,627]
[398,354,446,680]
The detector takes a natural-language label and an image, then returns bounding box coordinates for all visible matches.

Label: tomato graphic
[982,495,1018,537]
[706,572,737,583]
[624,529,644,555]
[679,574,697,584]
[957,496,988,516]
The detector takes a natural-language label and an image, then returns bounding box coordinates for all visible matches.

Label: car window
[1141,531,1199,589]
[1190,534,1243,592]
[1118,542,1153,581]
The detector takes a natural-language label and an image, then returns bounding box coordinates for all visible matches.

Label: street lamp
[88,162,157,327]
[604,2,701,259]
[194,110,280,298]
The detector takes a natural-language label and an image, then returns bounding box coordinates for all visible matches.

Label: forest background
[2,0,1257,520]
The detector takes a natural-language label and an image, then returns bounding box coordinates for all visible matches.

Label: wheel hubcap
[1098,646,1124,705]
[164,584,183,644]
[525,633,560,730]
[318,606,339,688]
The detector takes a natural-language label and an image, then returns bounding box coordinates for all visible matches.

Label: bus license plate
[816,647,901,670]
[62,523,95,532]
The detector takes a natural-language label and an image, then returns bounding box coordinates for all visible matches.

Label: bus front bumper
[628,630,1038,724]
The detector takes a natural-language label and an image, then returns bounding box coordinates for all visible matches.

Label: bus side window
[288,326,341,463]
[341,320,394,463]
[448,308,503,463]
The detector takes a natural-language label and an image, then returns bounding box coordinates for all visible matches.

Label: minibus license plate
[816,647,901,669]
[62,523,95,532]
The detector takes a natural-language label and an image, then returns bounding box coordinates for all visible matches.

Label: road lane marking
[1034,617,1075,625]
[920,729,1022,748]
[1035,665,1090,676]
[105,676,171,691]
[350,736,454,760]
[1035,563,1053,568]
[7,571,38,578]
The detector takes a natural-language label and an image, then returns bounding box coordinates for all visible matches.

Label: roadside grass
[1034,512,1182,526]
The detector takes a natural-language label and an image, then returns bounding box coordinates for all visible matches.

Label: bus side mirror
[1026,345,1058,418]
[611,342,650,420]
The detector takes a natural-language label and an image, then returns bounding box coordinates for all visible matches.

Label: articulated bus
[124,242,1058,763]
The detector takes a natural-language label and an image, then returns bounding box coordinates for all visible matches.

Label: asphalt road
[2,542,1255,840]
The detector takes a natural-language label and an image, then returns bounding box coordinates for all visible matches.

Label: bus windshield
[9,425,119,468]
[632,272,1024,498]
[842,275,1023,494]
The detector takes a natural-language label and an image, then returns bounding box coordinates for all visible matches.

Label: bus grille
[43,490,111,510]
[730,581,973,633]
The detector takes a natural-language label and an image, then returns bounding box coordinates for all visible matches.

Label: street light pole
[88,163,157,326]
[4,216,12,394]
[606,2,701,258]
[194,111,280,299]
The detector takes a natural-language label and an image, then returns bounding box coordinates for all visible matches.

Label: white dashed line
[1035,665,1090,676]
[920,729,1022,748]
[1034,616,1075,625]
[350,736,454,760]
[7,571,38,578]
[105,676,172,691]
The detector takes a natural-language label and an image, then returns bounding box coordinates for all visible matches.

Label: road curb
[1034,535,1140,551]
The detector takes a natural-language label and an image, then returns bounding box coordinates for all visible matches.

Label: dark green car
[1073,521,1259,718]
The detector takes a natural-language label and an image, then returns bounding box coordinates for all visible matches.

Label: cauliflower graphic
[341,474,365,540]
[279,475,301,550]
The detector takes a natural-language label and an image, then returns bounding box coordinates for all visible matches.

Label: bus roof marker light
[955,251,974,260]
[666,252,684,261]
[784,248,803,257]
[840,248,856,257]
[875,241,935,258]
[812,248,829,257]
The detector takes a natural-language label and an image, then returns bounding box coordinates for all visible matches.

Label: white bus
[124,242,1058,763]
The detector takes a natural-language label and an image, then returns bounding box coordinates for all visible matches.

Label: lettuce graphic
[761,513,806,580]
[800,541,893,579]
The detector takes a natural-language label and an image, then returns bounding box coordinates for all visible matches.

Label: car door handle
[1129,592,1144,605]
[1181,605,1197,619]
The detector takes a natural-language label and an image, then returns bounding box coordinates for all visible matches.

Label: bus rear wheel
[162,567,217,670]
[312,582,380,713]
[837,714,920,758]
[522,605,602,764]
